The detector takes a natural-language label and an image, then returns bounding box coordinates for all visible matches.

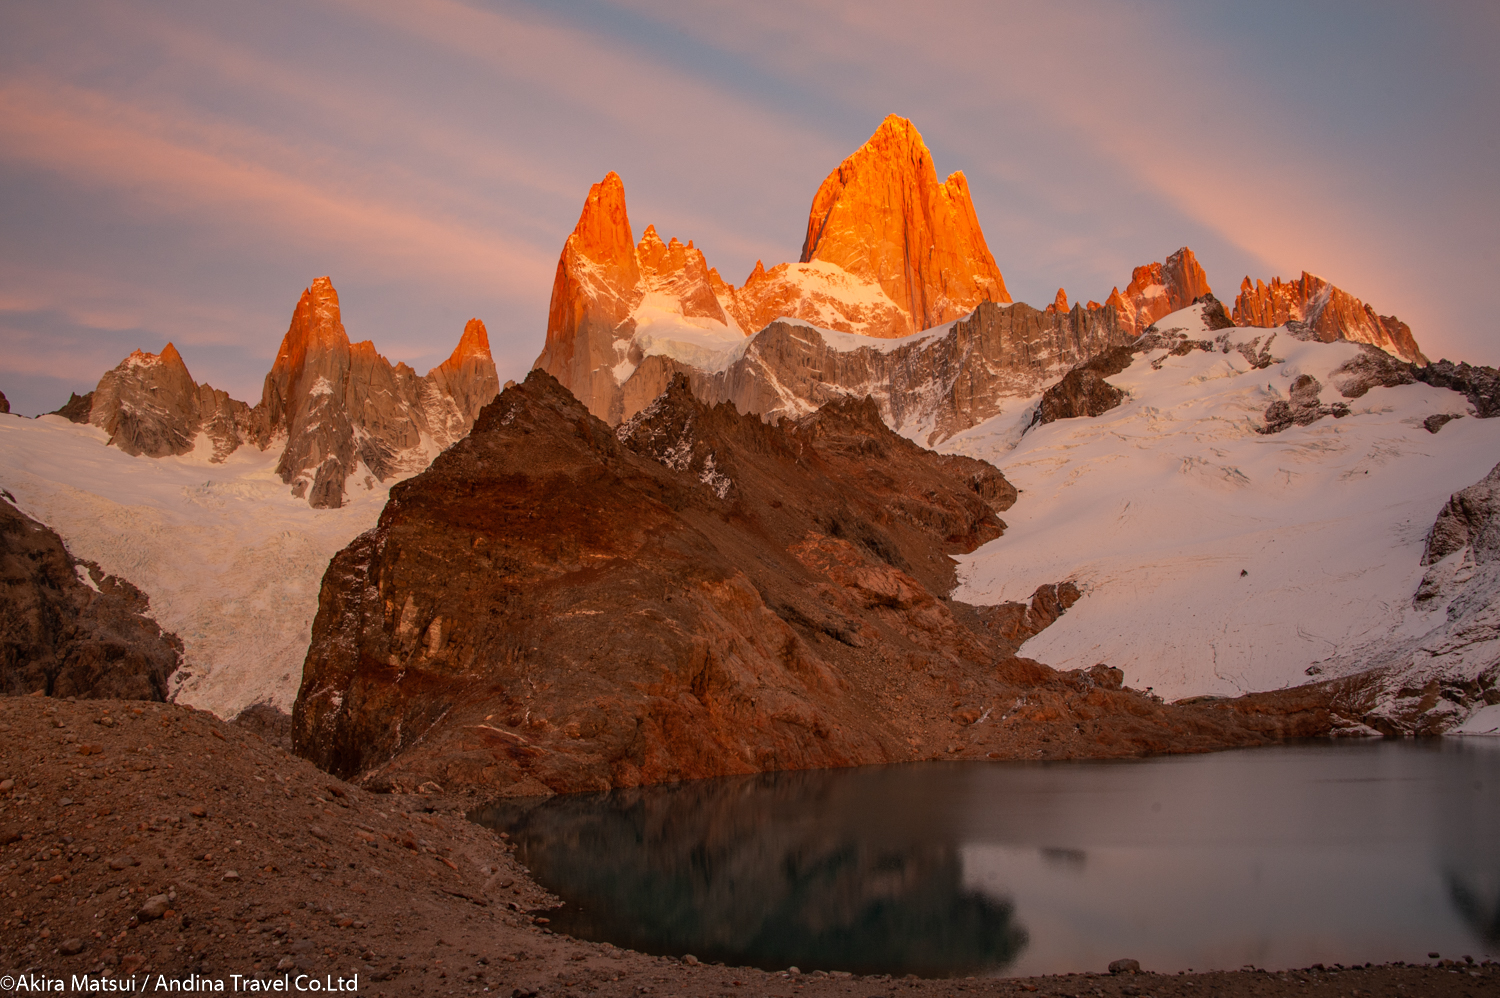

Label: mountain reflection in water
[473,740,1500,976]
[474,767,1027,977]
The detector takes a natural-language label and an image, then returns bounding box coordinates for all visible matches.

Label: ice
[941,306,1500,705]
[0,412,397,718]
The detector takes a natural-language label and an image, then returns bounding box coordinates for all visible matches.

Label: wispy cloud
[0,80,556,294]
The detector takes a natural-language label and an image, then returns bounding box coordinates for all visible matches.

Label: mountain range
[2,114,1497,799]
[49,276,499,509]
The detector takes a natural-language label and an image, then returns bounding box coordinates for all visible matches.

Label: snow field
[942,307,1500,702]
[0,414,390,717]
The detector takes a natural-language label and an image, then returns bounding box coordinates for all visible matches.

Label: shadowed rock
[0,497,180,700]
[293,373,1351,796]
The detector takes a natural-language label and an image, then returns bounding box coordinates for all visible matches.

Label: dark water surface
[472,740,1500,977]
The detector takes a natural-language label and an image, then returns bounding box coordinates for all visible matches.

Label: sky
[1,1,1496,416]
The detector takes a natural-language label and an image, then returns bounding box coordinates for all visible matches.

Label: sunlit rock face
[1102,247,1213,335]
[79,276,499,509]
[533,117,1017,424]
[1232,272,1426,364]
[798,114,1012,334]
[534,172,644,424]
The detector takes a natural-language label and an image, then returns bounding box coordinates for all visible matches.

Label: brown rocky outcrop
[1257,374,1350,434]
[0,496,180,700]
[0,390,8,414]
[1423,461,1500,566]
[292,373,1350,797]
[63,278,499,509]
[48,391,94,423]
[973,582,1083,654]
[1232,272,1427,364]
[1030,345,1136,428]
[1413,359,1500,418]
[799,115,1011,333]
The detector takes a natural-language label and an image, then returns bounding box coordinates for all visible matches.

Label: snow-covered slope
[0,413,394,717]
[943,306,1500,716]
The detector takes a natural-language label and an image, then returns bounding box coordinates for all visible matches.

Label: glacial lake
[472,740,1500,978]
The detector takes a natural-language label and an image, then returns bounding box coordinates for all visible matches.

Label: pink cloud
[0,80,555,296]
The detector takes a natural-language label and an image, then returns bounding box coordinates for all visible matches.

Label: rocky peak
[1109,247,1211,334]
[1045,289,1069,315]
[87,342,251,461]
[1232,272,1426,364]
[255,277,501,507]
[636,228,728,325]
[799,115,1011,334]
[567,171,640,288]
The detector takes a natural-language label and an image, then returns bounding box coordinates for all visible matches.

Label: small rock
[0,779,14,792]
[308,826,330,841]
[120,954,146,974]
[222,870,240,882]
[1109,958,1141,975]
[137,894,170,921]
[107,855,139,871]
[682,954,700,966]
[190,806,207,818]
[59,937,85,955]
[276,957,296,971]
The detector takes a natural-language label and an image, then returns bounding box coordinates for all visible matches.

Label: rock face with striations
[65,277,499,509]
[620,299,1133,446]
[251,278,499,507]
[293,372,1345,796]
[1232,272,1426,364]
[85,344,253,462]
[0,496,181,700]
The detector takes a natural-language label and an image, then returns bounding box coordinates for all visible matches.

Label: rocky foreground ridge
[535,115,1428,438]
[49,278,499,509]
[292,372,1366,797]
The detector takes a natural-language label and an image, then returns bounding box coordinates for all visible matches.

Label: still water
[472,740,1500,978]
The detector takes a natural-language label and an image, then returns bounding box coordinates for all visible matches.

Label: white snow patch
[1451,704,1500,735]
[308,375,335,396]
[74,563,100,592]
